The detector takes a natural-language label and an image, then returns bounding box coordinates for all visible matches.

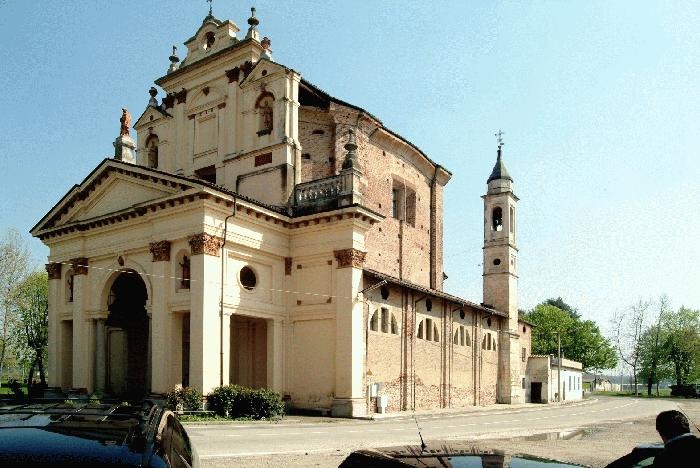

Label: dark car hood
[0,427,148,466]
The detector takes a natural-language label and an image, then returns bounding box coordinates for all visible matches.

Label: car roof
[0,400,165,467]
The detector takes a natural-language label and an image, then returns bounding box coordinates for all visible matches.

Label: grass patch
[594,389,677,398]
[0,382,27,396]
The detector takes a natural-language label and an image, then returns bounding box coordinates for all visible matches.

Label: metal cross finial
[207,0,213,15]
[495,129,505,147]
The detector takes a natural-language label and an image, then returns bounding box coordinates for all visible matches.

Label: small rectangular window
[522,377,526,389]
[392,189,400,219]
[521,347,526,362]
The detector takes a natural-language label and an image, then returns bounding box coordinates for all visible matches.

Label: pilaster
[150,256,170,393]
[45,263,61,388]
[189,239,223,394]
[331,249,367,417]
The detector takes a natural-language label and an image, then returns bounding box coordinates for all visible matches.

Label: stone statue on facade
[120,108,131,136]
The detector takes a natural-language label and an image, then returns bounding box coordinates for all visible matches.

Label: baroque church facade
[32,8,531,417]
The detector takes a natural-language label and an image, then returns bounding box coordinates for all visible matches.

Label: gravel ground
[201,399,700,468]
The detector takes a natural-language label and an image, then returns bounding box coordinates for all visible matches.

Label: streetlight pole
[557,332,562,402]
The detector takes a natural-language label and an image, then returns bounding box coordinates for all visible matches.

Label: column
[188,233,224,395]
[266,318,284,393]
[331,249,366,417]
[94,319,106,392]
[149,241,171,394]
[45,263,62,388]
[70,258,90,390]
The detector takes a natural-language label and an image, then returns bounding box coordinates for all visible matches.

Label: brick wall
[298,108,336,182]
[364,283,503,411]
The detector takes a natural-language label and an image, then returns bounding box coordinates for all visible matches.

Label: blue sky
[0,1,698,330]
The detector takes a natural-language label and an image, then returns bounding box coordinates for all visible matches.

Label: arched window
[146,134,159,169]
[492,207,503,231]
[255,92,274,136]
[509,206,515,233]
[418,318,439,342]
[370,308,399,335]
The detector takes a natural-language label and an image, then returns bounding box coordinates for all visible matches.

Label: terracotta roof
[363,269,507,318]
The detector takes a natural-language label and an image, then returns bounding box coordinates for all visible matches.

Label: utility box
[377,395,389,414]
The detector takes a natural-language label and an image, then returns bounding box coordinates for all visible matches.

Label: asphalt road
[186,396,681,461]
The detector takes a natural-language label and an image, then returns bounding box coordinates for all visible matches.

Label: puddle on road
[515,427,601,441]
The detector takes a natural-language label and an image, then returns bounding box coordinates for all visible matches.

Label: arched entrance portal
[106,270,149,397]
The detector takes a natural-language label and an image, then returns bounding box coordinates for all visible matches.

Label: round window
[239,266,257,291]
[493,258,501,266]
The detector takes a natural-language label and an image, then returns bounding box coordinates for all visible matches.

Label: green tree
[544,297,580,320]
[663,306,700,386]
[10,272,48,387]
[525,304,575,356]
[524,303,616,371]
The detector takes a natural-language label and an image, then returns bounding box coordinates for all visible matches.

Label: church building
[31,7,531,417]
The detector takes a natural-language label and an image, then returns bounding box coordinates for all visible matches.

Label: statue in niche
[119,108,131,136]
[256,94,274,135]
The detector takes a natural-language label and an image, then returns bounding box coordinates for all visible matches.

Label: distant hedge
[206,385,285,419]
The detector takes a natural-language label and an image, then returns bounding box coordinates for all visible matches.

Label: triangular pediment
[63,176,179,224]
[31,159,199,235]
[239,59,290,87]
[134,106,172,130]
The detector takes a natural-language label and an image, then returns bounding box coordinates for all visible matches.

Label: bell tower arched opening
[105,270,149,397]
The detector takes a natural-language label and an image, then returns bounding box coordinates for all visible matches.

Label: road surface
[187,396,682,460]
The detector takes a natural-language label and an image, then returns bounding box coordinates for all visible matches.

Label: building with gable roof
[32,7,531,416]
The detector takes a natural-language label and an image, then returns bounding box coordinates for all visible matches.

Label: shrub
[207,385,285,420]
[166,386,203,412]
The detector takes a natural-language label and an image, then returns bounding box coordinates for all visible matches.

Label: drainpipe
[220,197,237,387]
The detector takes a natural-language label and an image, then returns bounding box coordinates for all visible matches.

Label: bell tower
[482,130,523,403]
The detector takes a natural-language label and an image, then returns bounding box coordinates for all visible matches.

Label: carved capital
[334,249,366,269]
[188,233,223,256]
[46,262,62,280]
[149,240,171,262]
[284,257,292,276]
[71,257,89,275]
[175,88,188,104]
[226,67,240,83]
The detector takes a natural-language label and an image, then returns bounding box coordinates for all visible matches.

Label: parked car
[339,443,588,467]
[0,399,199,467]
